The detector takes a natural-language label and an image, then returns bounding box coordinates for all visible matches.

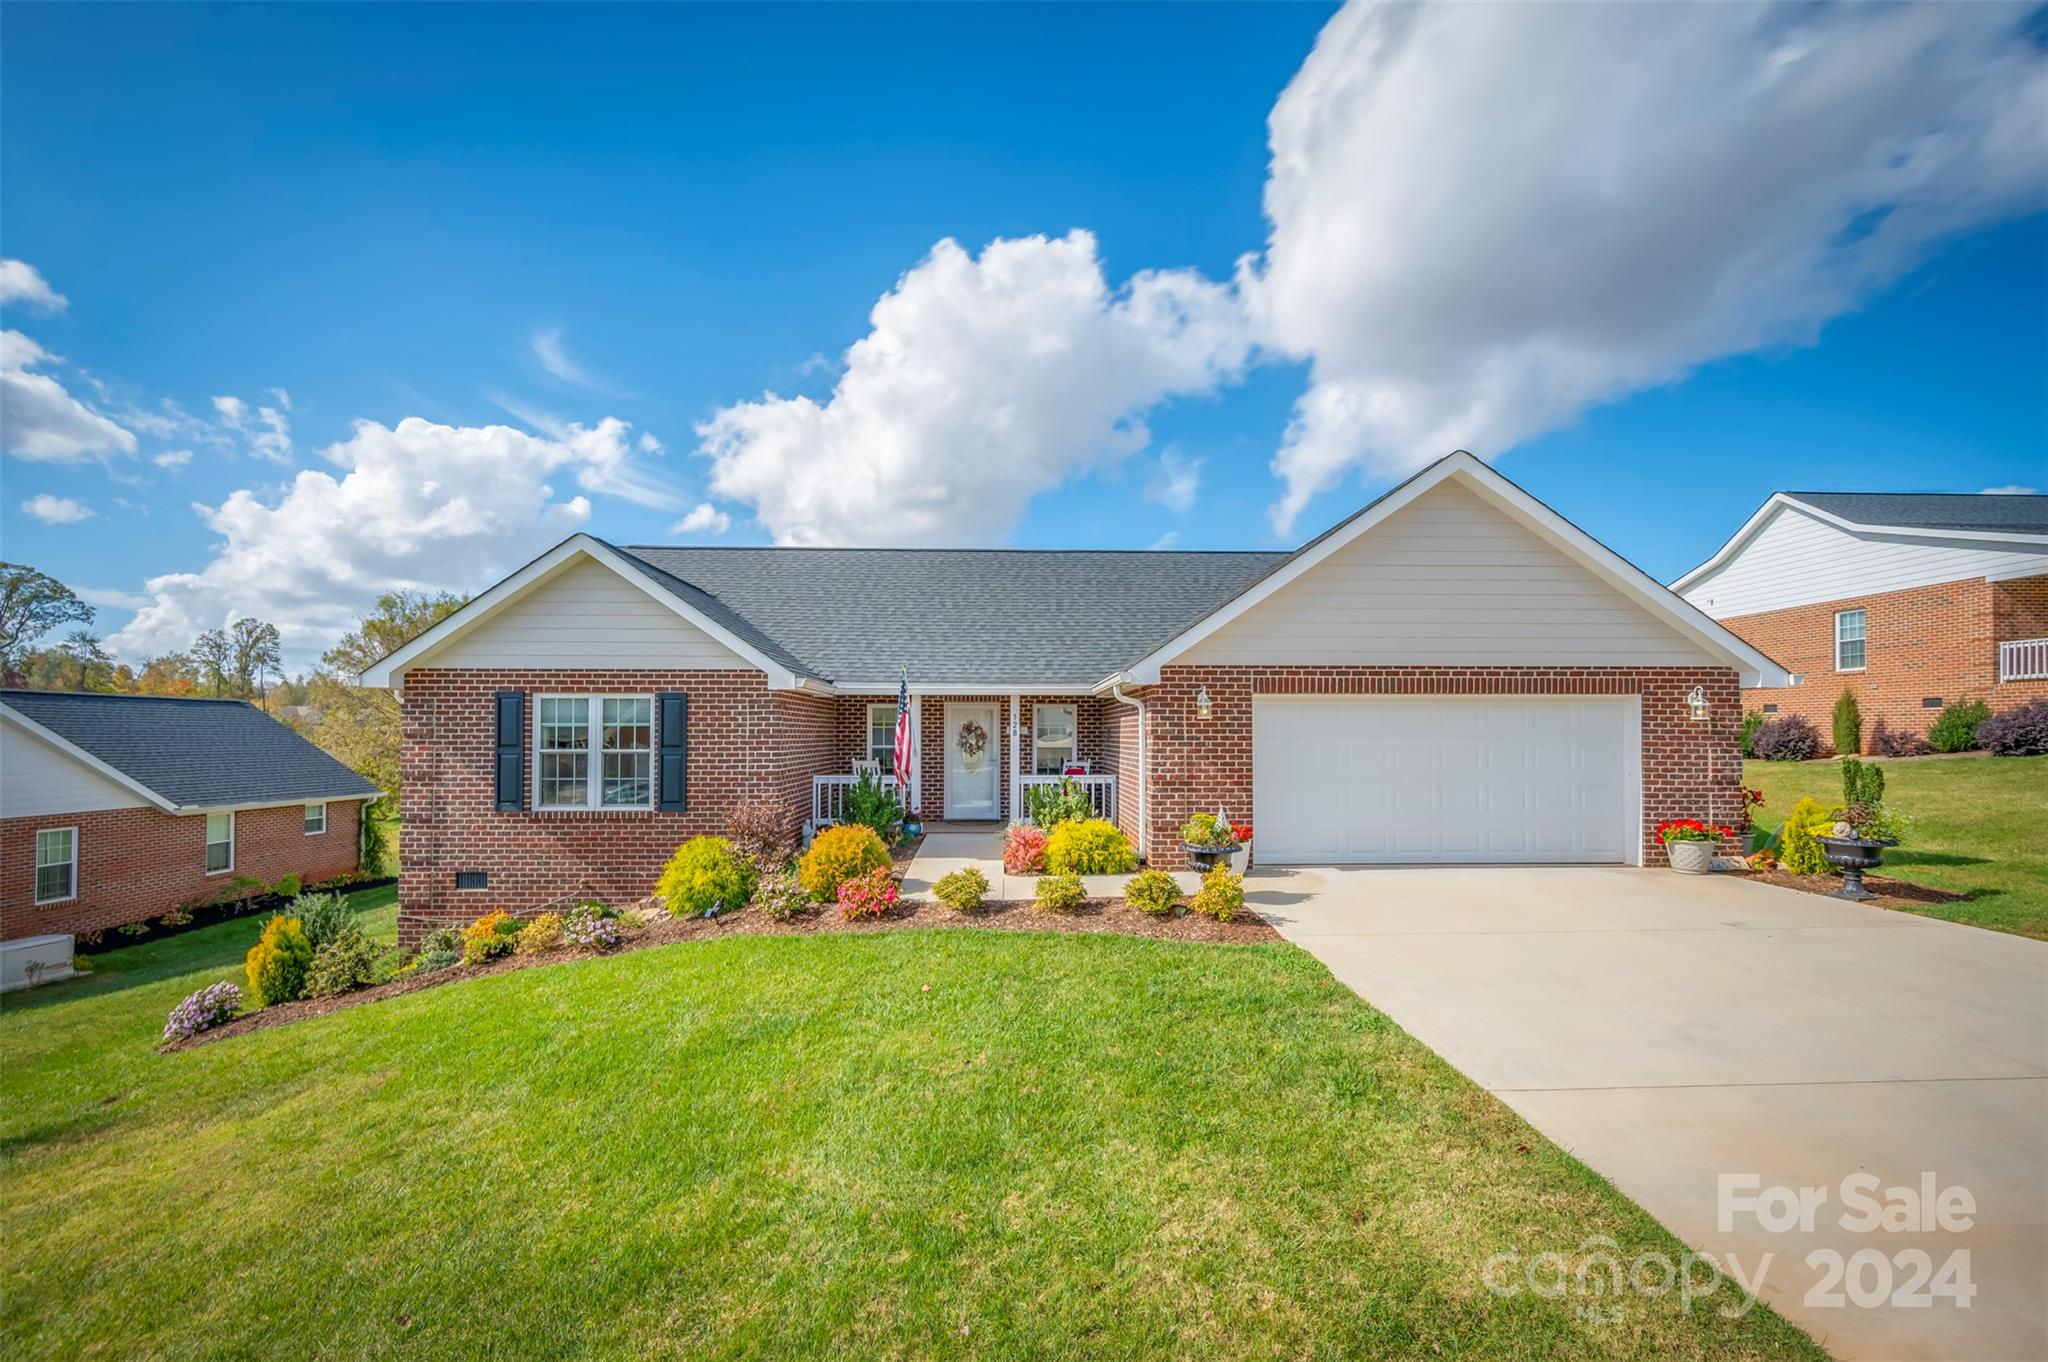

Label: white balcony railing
[2000,638,2048,683]
[812,773,899,829]
[1018,774,1117,823]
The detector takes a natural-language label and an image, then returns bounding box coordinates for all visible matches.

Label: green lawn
[0,890,1823,1361]
[1743,753,2048,939]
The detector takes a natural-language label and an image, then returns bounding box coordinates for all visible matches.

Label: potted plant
[1816,802,1906,901]
[1655,818,1733,874]
[1180,811,1246,873]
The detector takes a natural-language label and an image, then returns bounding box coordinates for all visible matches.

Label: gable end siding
[0,721,152,818]
[423,557,753,670]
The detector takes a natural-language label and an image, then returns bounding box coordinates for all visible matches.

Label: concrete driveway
[1249,865,2047,1362]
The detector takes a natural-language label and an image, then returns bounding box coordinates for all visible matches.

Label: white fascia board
[1126,451,1793,689]
[1674,494,2048,593]
[360,534,804,689]
[0,705,177,811]
[176,791,384,816]
[831,681,1100,696]
[1670,496,1792,593]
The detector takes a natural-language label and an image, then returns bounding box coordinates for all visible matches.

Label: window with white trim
[35,827,76,904]
[1835,609,1867,672]
[205,812,234,874]
[867,703,899,776]
[1033,703,1077,775]
[535,695,655,809]
[304,802,327,835]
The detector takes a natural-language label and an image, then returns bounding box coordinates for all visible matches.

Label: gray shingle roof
[1786,492,2048,535]
[615,546,1287,686]
[1,690,380,809]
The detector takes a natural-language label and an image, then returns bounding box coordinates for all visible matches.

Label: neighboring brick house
[365,451,1787,943]
[0,691,378,939]
[1672,492,2048,750]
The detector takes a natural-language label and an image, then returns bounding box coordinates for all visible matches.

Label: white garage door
[1252,696,1638,865]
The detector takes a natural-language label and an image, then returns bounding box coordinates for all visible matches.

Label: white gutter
[1110,683,1147,863]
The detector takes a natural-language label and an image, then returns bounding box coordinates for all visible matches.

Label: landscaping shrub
[1928,699,1991,753]
[1124,868,1182,916]
[841,773,904,843]
[1751,714,1820,761]
[800,824,890,901]
[1003,823,1048,875]
[244,915,314,1007]
[1840,757,1885,808]
[1044,818,1137,875]
[1832,689,1862,758]
[836,866,899,920]
[289,891,353,949]
[421,927,460,956]
[1190,866,1245,922]
[1868,717,1930,758]
[162,982,242,1042]
[1739,710,1765,758]
[1978,699,2048,756]
[1778,796,1834,876]
[273,874,302,899]
[461,910,521,965]
[561,902,622,950]
[933,866,990,912]
[305,928,381,998]
[1034,873,1086,913]
[514,912,563,955]
[658,836,758,918]
[413,949,461,974]
[725,797,798,868]
[1025,778,1094,829]
[754,870,813,922]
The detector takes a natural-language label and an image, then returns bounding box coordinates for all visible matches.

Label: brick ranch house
[367,452,1787,944]
[1,691,379,939]
[1673,491,2048,749]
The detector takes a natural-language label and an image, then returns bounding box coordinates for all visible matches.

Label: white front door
[943,702,1000,820]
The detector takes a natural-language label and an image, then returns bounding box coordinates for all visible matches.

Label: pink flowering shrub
[163,982,242,1043]
[1003,823,1048,875]
[836,866,899,920]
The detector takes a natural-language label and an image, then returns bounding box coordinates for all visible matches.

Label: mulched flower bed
[1729,866,1972,909]
[162,891,1277,1051]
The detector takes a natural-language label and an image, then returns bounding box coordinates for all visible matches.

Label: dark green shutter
[659,692,688,813]
[494,690,525,812]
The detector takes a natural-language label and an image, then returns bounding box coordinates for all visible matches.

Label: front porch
[894,827,1199,902]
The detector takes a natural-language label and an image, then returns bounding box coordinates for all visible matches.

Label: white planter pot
[1666,840,1714,875]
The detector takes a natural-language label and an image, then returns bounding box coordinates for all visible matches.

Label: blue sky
[2,3,2043,669]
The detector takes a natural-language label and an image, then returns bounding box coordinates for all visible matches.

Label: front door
[943,702,999,820]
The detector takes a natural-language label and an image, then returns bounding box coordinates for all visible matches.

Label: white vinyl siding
[1835,610,1867,672]
[35,827,77,904]
[205,812,234,875]
[867,703,898,775]
[1033,704,1076,774]
[1680,505,2048,619]
[425,557,752,669]
[1183,481,1716,667]
[0,720,150,818]
[535,695,655,810]
[304,802,327,835]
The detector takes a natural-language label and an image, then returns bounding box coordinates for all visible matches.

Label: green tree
[55,629,115,691]
[0,562,94,684]
[228,617,283,700]
[134,653,202,697]
[191,628,233,696]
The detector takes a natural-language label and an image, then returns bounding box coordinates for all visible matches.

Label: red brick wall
[1,799,363,938]
[1722,574,2048,751]
[399,668,792,943]
[1140,665,1742,869]
[1099,692,1143,845]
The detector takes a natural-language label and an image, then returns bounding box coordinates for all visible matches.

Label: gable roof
[0,690,380,812]
[1671,491,2048,593]
[1116,451,1792,688]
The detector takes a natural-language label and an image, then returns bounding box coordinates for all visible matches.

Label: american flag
[893,669,915,813]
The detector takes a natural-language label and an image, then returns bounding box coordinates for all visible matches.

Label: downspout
[1110,682,1147,863]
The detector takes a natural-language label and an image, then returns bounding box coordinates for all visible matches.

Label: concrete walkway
[1249,864,2047,1362]
[901,830,1201,901]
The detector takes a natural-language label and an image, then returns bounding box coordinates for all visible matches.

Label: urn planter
[1182,842,1243,874]
[1665,840,1715,875]
[1818,836,1888,901]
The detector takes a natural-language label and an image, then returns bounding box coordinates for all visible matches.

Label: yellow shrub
[799,824,890,901]
[1190,867,1245,922]
[244,914,314,1006]
[1044,818,1136,875]
[462,910,520,965]
[1779,796,1834,876]
[514,912,563,955]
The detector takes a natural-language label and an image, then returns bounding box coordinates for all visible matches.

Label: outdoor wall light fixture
[1195,686,1213,721]
[1686,685,1710,722]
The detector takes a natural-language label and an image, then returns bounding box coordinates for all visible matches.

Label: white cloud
[1145,448,1202,513]
[20,493,95,524]
[108,415,666,666]
[1246,2,2048,532]
[152,448,194,470]
[74,585,149,610]
[698,231,1251,545]
[0,260,68,315]
[671,503,732,536]
[212,392,293,464]
[0,330,138,463]
[1981,484,2038,495]
[531,326,623,395]
[1146,531,1182,551]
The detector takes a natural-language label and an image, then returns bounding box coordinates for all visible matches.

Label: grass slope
[2,891,1821,1360]
[1744,754,2048,939]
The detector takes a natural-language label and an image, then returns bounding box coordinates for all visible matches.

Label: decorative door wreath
[956,718,989,772]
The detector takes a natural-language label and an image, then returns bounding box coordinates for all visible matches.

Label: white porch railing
[1018,774,1117,823]
[1999,638,2048,683]
[812,773,899,828]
